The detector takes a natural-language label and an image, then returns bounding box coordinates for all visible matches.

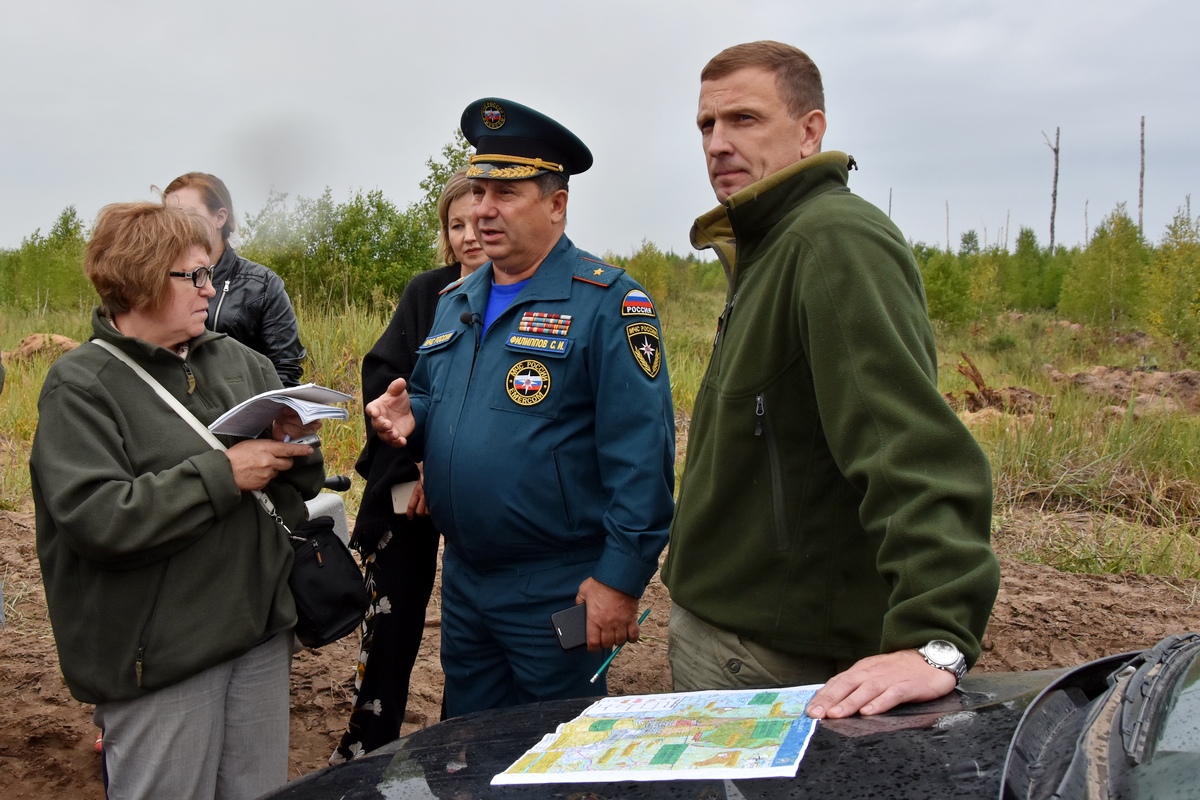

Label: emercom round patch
[506,359,551,405]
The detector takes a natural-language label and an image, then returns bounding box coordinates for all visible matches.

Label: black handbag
[289,515,371,648]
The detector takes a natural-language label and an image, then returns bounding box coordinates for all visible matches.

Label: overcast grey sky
[2,0,1197,259]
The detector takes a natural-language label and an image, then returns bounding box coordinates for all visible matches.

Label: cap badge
[482,101,506,130]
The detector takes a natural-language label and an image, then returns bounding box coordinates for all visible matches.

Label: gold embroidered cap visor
[460,97,593,180]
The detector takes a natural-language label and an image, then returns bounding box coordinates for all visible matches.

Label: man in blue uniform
[367,98,675,717]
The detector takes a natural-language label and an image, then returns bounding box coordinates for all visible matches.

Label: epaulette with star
[572,257,624,288]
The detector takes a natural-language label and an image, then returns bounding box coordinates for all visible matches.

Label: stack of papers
[208,383,353,437]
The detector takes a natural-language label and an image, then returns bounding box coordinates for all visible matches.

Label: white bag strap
[91,339,292,533]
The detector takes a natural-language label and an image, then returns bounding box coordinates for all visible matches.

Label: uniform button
[726,659,742,674]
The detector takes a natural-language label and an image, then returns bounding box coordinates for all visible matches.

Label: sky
[2,0,1197,259]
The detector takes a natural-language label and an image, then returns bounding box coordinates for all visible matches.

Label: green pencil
[589,608,651,684]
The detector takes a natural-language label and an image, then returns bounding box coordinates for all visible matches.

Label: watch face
[923,640,959,667]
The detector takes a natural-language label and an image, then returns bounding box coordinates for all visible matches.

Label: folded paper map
[208,383,353,437]
[492,686,820,785]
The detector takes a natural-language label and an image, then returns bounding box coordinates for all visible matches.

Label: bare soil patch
[4,501,1200,797]
[1047,364,1200,416]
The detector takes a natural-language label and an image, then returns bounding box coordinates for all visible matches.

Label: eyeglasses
[169,265,214,288]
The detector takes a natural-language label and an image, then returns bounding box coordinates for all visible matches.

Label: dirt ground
[3,508,1200,798]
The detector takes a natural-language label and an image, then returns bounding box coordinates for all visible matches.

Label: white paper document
[208,383,353,437]
[492,686,821,785]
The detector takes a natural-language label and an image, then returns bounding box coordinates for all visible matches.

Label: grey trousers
[668,602,854,691]
[94,632,292,800]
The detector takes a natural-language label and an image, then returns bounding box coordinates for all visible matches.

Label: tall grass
[0,288,723,514]
[940,311,1200,579]
[6,297,1200,582]
[662,287,723,414]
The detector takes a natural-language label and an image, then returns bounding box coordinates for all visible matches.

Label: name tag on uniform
[505,332,572,357]
[417,328,461,353]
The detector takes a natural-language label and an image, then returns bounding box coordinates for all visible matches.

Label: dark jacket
[661,152,999,666]
[208,246,307,387]
[351,263,462,551]
[32,311,324,703]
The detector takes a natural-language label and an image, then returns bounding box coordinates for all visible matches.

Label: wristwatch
[917,640,968,684]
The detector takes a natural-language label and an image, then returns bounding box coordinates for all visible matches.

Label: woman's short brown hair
[701,40,825,118]
[163,172,237,244]
[436,168,473,267]
[84,202,212,315]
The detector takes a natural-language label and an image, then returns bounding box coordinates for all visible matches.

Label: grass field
[4,292,1200,579]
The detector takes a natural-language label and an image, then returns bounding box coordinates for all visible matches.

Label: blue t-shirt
[483,278,531,333]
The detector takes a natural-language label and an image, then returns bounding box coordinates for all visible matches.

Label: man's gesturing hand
[365,378,416,447]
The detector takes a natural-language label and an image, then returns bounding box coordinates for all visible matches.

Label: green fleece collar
[690,151,852,275]
[92,308,226,361]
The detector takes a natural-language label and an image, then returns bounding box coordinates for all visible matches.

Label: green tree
[919,249,972,327]
[1006,227,1047,309]
[622,240,673,302]
[414,129,473,244]
[959,229,980,256]
[240,133,475,311]
[1145,206,1200,346]
[1058,204,1147,327]
[0,206,91,310]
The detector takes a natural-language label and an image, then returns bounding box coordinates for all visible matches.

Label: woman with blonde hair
[32,201,324,798]
[332,167,486,762]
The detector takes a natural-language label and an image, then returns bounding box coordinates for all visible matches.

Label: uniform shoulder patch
[626,322,662,379]
[621,288,656,317]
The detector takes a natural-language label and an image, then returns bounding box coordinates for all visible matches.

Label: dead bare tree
[945,200,950,252]
[1043,127,1060,251]
[1139,115,1146,236]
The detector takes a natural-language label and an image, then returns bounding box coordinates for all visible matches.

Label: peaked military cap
[460,97,593,180]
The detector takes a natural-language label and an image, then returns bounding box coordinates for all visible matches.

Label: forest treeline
[3,135,1198,350]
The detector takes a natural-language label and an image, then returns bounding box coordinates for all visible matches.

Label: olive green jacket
[662,152,998,666]
[32,311,324,703]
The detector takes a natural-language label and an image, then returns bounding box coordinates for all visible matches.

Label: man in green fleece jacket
[661,41,999,719]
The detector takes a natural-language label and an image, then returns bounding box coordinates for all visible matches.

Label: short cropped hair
[163,172,237,244]
[702,41,825,118]
[84,202,212,316]
[436,168,474,267]
[534,171,569,198]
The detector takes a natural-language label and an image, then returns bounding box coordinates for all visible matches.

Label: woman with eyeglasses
[164,172,307,387]
[31,201,325,799]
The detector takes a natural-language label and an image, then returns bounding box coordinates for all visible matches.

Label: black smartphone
[291,433,321,446]
[551,602,588,650]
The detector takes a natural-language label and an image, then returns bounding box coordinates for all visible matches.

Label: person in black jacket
[331,168,487,763]
[164,172,307,386]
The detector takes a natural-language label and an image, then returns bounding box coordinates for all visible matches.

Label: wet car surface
[265,635,1200,800]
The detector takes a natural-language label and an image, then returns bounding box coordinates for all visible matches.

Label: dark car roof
[267,669,1066,800]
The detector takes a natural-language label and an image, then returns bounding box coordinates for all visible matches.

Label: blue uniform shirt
[408,235,675,598]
